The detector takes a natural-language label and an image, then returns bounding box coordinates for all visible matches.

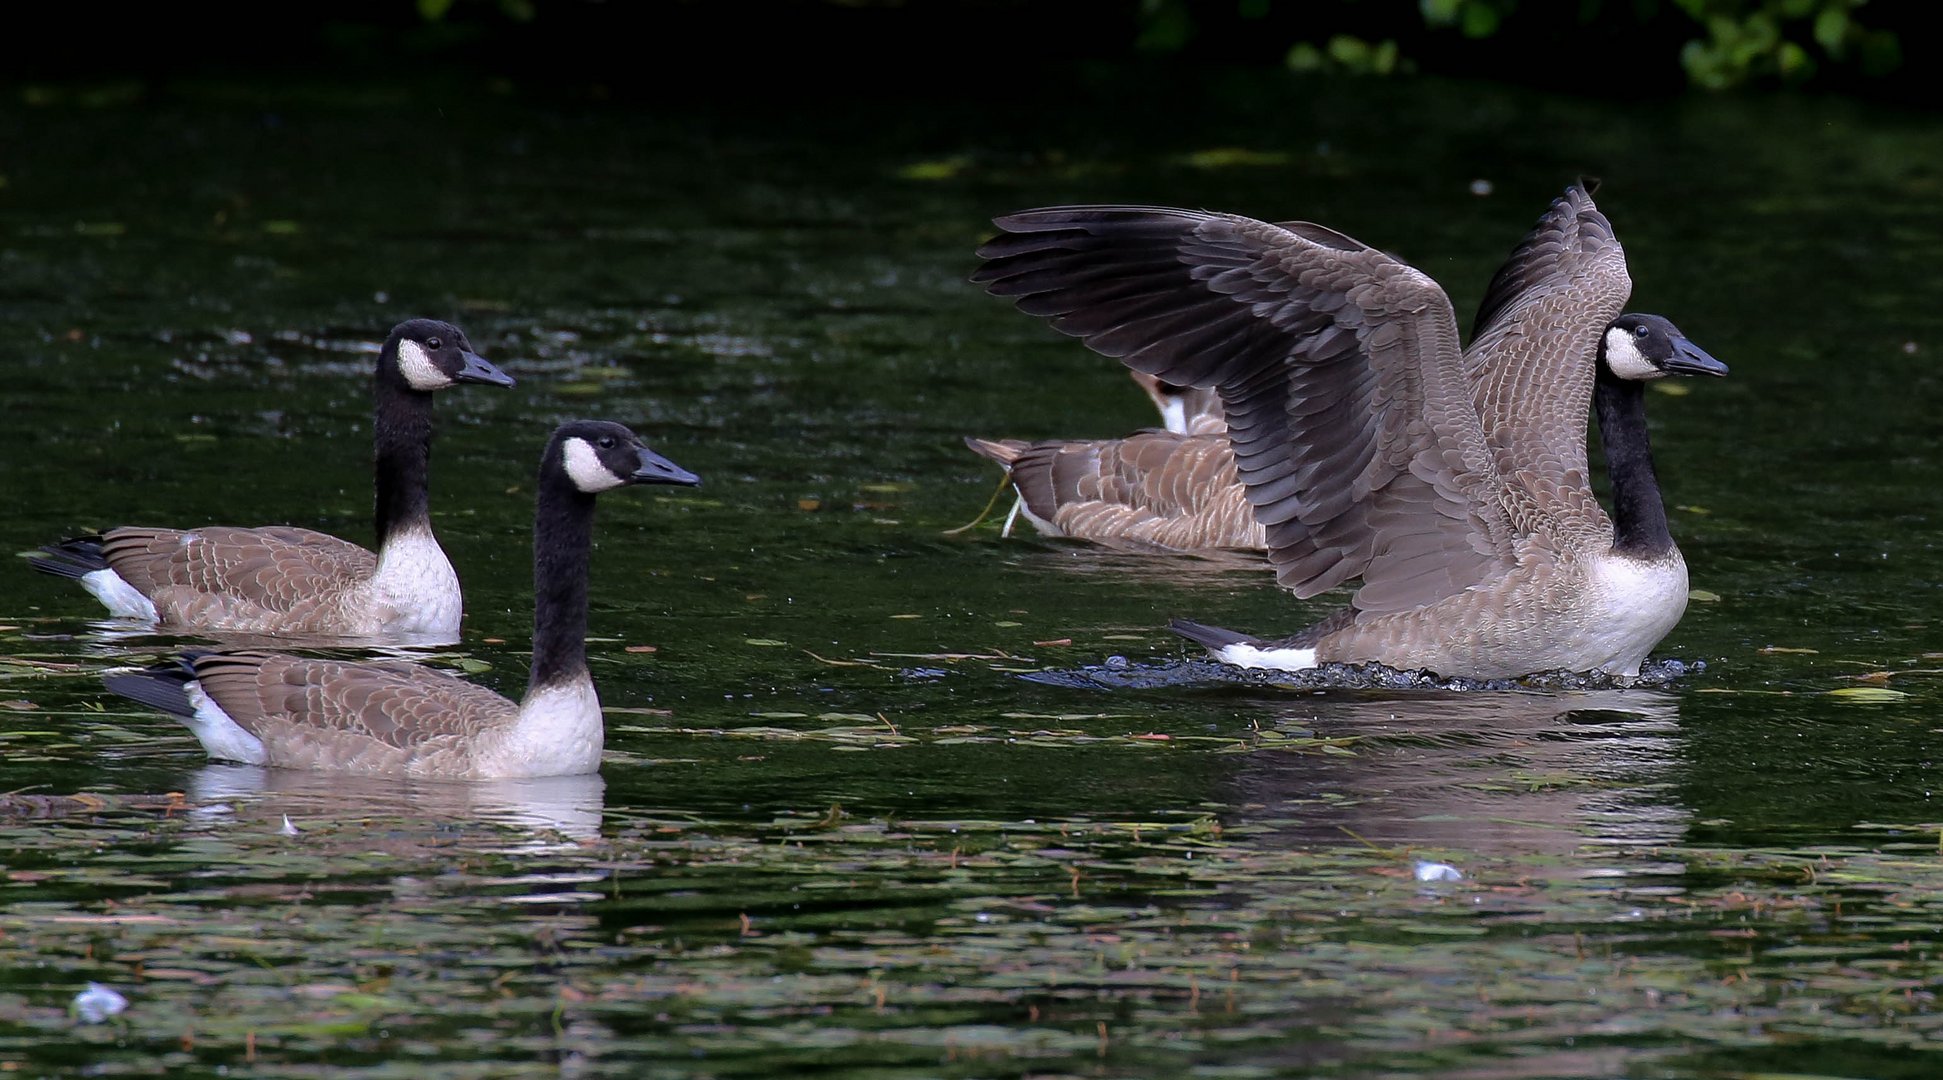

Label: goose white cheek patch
[395,339,453,390]
[563,438,626,492]
[1604,331,1662,380]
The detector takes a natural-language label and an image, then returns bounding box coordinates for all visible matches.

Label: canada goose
[103,420,700,779]
[30,319,513,641]
[972,182,1727,679]
[964,431,1262,549]
[963,362,1258,549]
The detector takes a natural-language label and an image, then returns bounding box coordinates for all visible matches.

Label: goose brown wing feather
[975,206,1516,612]
[191,650,515,753]
[101,525,377,613]
[1465,181,1631,540]
[1006,432,1262,549]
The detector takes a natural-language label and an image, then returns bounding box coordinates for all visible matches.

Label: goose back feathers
[965,366,1257,550]
[105,420,701,779]
[965,431,1261,549]
[973,182,1726,678]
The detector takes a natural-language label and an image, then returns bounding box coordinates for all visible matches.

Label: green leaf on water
[1178,147,1291,169]
[1688,589,1722,602]
[1826,687,1909,703]
[744,638,788,647]
[897,156,970,181]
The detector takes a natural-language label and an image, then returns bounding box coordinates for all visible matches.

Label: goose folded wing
[190,651,516,750]
[102,526,378,608]
[1013,430,1234,518]
[975,206,1516,613]
[1009,430,1255,546]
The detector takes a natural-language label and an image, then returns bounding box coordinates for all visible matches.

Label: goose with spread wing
[972,182,1726,679]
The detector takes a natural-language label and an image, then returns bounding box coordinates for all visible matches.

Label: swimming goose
[964,430,1262,549]
[103,420,700,779]
[972,182,1727,679]
[31,319,513,642]
[964,364,1259,549]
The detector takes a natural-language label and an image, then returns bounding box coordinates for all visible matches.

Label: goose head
[383,318,516,392]
[1130,371,1223,435]
[548,420,702,494]
[1600,314,1729,382]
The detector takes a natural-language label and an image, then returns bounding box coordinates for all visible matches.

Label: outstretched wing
[1466,180,1631,542]
[974,206,1516,614]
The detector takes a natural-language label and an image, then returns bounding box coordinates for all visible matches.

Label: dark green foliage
[1130,0,1900,88]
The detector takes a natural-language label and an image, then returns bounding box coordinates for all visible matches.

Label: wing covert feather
[192,651,514,751]
[1465,181,1631,541]
[101,525,376,612]
[1005,431,1264,550]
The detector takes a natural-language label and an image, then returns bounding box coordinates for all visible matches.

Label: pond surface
[2,71,1942,1076]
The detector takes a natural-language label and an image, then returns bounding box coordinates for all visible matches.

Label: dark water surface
[3,73,1942,1076]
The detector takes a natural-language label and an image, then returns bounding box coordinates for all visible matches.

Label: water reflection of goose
[975,183,1728,679]
[187,763,607,848]
[30,320,515,643]
[1224,689,1687,865]
[103,422,699,780]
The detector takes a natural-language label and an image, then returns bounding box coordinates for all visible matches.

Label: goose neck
[527,477,597,693]
[373,380,436,545]
[1592,367,1673,557]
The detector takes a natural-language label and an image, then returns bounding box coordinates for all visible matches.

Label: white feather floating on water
[72,983,127,1023]
[1413,861,1463,883]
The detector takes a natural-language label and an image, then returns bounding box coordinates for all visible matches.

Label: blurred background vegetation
[1141,0,1903,90]
[7,0,1931,100]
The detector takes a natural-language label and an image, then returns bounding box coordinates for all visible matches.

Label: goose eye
[1633,326,1650,339]
[426,336,442,350]
[597,435,616,449]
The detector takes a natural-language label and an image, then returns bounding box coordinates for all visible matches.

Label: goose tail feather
[28,536,109,579]
[103,653,213,719]
[964,436,1029,468]
[1168,618,1260,651]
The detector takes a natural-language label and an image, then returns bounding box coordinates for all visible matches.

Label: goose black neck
[372,377,436,546]
[1593,366,1673,557]
[528,477,597,691]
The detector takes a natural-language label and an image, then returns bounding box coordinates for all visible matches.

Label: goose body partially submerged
[31,319,513,642]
